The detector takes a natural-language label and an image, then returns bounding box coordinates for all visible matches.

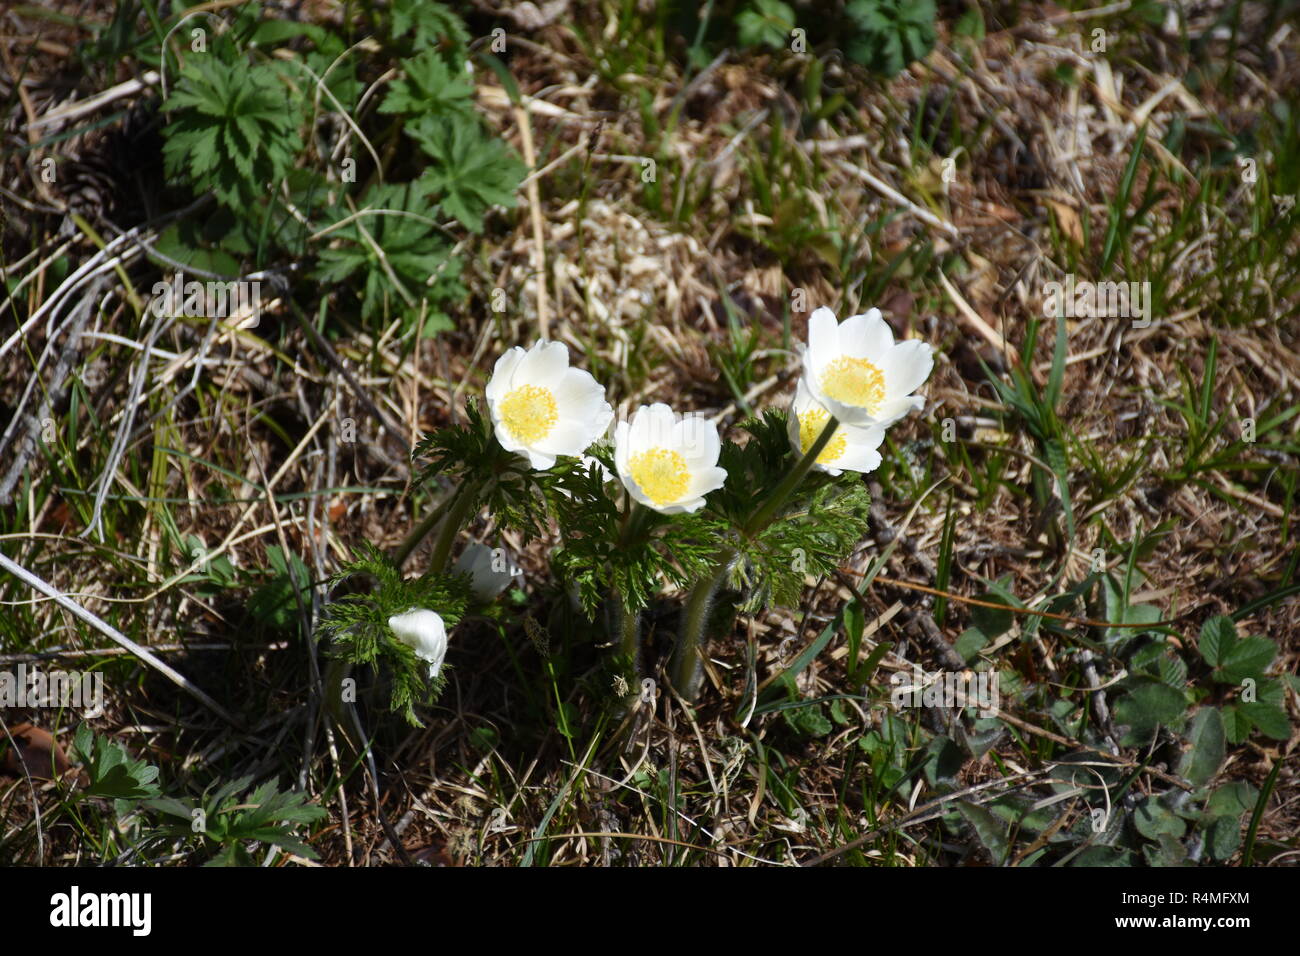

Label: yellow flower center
[499,384,558,444]
[628,447,691,506]
[798,408,847,464]
[820,356,886,414]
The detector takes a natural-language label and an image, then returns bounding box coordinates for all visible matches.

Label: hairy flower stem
[670,554,733,701]
[390,488,457,568]
[614,591,642,681]
[613,503,652,683]
[743,415,840,536]
[670,416,841,701]
[428,480,478,573]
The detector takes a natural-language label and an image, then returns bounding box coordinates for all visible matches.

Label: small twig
[0,552,239,727]
[287,299,407,443]
[347,706,414,867]
[0,642,268,663]
[514,103,549,339]
[871,574,1188,631]
[833,158,959,237]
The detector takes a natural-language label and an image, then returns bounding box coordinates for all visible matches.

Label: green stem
[322,656,348,730]
[428,481,478,573]
[744,415,840,535]
[390,488,457,568]
[670,552,732,700]
[670,416,840,701]
[613,503,651,682]
[615,590,642,682]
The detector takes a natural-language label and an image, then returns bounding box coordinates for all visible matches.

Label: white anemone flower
[485,340,614,469]
[613,404,727,514]
[799,306,933,427]
[387,608,449,679]
[454,542,520,601]
[787,378,887,476]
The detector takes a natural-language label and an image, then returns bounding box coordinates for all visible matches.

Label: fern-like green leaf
[380,49,475,117]
[409,115,526,233]
[161,57,303,210]
[313,181,464,320]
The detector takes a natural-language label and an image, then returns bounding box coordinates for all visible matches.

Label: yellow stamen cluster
[628,447,690,506]
[499,384,558,444]
[797,407,847,464]
[820,356,885,414]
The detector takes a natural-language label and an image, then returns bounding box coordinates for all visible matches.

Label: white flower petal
[623,476,659,511]
[838,308,892,359]
[523,446,558,469]
[805,307,840,373]
[555,368,613,430]
[688,465,728,499]
[486,347,525,403]
[533,418,592,457]
[833,442,884,475]
[615,404,726,513]
[871,394,925,428]
[454,544,517,601]
[516,339,570,387]
[492,421,527,454]
[674,415,721,468]
[485,342,613,471]
[388,609,448,679]
[629,403,673,449]
[881,340,934,400]
[613,420,632,474]
[795,307,932,427]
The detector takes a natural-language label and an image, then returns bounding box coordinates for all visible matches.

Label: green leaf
[1141,832,1189,867]
[736,0,796,49]
[1070,846,1135,866]
[1114,679,1187,744]
[1134,797,1186,840]
[1178,707,1225,787]
[845,0,937,76]
[388,0,472,54]
[955,800,1009,864]
[970,583,1017,638]
[380,49,475,117]
[248,545,312,632]
[1205,815,1242,860]
[923,736,964,786]
[760,616,838,704]
[317,542,472,726]
[1197,615,1236,668]
[410,115,526,233]
[1238,680,1291,740]
[1204,781,1258,819]
[782,702,832,738]
[162,57,303,211]
[1217,636,1276,683]
[1221,703,1253,744]
[952,627,989,663]
[71,724,162,801]
[1221,678,1290,742]
[312,180,463,320]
